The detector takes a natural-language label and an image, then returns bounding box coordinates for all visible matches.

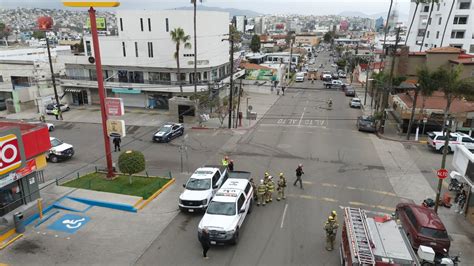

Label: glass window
[89,69,97,81]
[428,18,431,25]
[451,31,465,39]
[423,5,430,12]
[118,70,128,82]
[148,18,151,31]
[237,194,245,210]
[135,42,138,57]
[165,18,169,32]
[122,42,126,57]
[119,18,123,31]
[85,41,91,56]
[420,227,449,239]
[427,31,430,38]
[212,172,220,186]
[470,45,474,53]
[140,18,144,31]
[148,42,153,58]
[404,208,418,228]
[459,1,471,9]
[185,178,211,190]
[453,16,468,24]
[436,31,440,39]
[438,17,442,25]
[128,71,144,83]
[462,137,472,143]
[244,183,251,195]
[206,201,236,216]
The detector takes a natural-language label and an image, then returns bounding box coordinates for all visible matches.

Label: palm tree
[170,28,192,96]
[440,0,455,47]
[191,0,202,96]
[433,66,474,130]
[406,65,437,139]
[405,0,427,46]
[419,0,439,52]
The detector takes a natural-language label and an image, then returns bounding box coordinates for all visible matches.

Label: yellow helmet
[279,172,284,177]
[328,216,334,221]
[265,172,269,177]
[332,210,337,217]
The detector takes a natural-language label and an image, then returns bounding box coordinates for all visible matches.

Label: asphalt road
[134,50,403,266]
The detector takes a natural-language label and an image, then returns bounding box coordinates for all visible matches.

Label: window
[165,18,169,32]
[470,44,474,53]
[183,54,195,57]
[453,16,468,24]
[451,44,463,49]
[179,73,186,82]
[463,137,473,143]
[89,69,97,81]
[237,194,245,211]
[119,18,123,31]
[459,1,471,9]
[417,29,426,37]
[135,42,138,57]
[244,183,251,195]
[128,71,144,83]
[140,18,144,31]
[149,72,171,83]
[451,30,465,38]
[438,17,442,25]
[147,42,153,58]
[118,70,128,82]
[122,42,126,57]
[420,227,449,239]
[404,208,418,228]
[428,18,432,25]
[427,31,430,38]
[437,3,440,11]
[203,72,208,80]
[148,18,151,31]
[85,40,91,56]
[212,172,220,186]
[0,75,3,82]
[436,31,440,39]
[423,5,430,12]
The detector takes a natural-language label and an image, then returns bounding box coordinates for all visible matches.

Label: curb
[137,178,175,211]
[191,126,219,130]
[375,131,426,144]
[0,233,23,250]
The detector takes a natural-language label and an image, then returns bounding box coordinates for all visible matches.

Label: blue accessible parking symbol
[48,214,90,234]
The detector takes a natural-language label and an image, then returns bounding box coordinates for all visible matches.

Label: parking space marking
[47,214,90,234]
[280,203,288,228]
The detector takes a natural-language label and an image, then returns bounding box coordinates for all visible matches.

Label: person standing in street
[324,216,339,251]
[266,176,275,203]
[228,160,234,172]
[113,136,121,152]
[222,156,229,168]
[330,210,338,223]
[200,228,211,259]
[277,172,287,201]
[257,180,266,206]
[294,164,304,189]
[52,107,59,120]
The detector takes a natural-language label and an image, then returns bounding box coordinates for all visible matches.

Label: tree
[419,0,439,51]
[32,31,46,39]
[336,59,347,69]
[433,66,474,130]
[118,150,146,184]
[170,28,192,96]
[191,0,202,96]
[406,65,437,139]
[405,0,427,46]
[323,31,335,43]
[0,22,11,46]
[250,34,261,53]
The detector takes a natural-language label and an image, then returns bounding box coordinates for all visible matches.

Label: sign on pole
[437,168,448,179]
[105,97,124,117]
[106,119,126,138]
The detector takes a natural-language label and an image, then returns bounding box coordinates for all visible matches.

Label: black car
[344,86,355,97]
[357,116,376,132]
[153,123,184,142]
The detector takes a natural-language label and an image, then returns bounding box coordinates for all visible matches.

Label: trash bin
[13,212,25,233]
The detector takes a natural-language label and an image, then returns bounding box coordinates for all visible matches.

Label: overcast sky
[1,0,411,16]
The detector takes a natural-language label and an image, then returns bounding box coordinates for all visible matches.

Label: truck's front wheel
[231,228,239,245]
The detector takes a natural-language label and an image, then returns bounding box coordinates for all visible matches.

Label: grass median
[62,172,170,199]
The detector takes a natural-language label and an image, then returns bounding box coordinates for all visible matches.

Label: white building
[60,10,231,109]
[0,47,69,113]
[405,0,474,54]
[234,15,246,33]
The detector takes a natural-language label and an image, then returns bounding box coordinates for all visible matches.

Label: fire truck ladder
[345,207,376,265]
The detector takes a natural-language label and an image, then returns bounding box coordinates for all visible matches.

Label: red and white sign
[105,97,124,116]
[437,168,448,179]
[0,133,24,176]
[0,159,36,188]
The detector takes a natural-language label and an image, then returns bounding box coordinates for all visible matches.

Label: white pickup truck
[198,171,253,245]
[324,79,345,89]
[179,165,228,212]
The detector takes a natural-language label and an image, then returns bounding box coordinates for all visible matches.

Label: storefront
[147,92,172,110]
[112,88,146,108]
[64,88,90,106]
[0,122,51,217]
[452,145,474,224]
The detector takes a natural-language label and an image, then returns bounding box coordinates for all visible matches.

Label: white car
[45,103,70,115]
[350,98,361,108]
[198,178,254,245]
[427,131,474,153]
[179,166,228,212]
[29,121,55,131]
[47,137,74,163]
[295,72,305,82]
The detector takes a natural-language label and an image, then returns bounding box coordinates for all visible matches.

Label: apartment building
[59,10,230,109]
[406,0,474,54]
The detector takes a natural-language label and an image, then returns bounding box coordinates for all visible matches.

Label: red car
[395,203,450,255]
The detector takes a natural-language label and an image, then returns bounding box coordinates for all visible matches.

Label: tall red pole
[89,7,114,178]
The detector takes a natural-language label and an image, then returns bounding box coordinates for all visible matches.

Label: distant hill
[171,5,262,18]
[339,11,409,23]
[338,11,371,18]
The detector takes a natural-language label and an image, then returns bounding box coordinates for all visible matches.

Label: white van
[197,178,254,244]
[295,72,305,82]
[179,166,228,212]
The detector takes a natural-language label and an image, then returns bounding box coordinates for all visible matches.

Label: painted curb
[137,178,175,211]
[66,196,137,213]
[0,234,23,250]
[0,229,15,243]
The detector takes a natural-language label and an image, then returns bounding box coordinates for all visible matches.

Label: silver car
[350,98,361,108]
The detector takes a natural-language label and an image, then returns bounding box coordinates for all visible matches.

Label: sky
[0,0,411,16]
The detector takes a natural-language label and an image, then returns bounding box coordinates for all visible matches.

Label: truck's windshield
[186,178,211,190]
[206,201,236,216]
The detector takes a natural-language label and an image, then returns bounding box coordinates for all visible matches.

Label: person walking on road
[200,228,211,259]
[265,176,275,203]
[324,216,339,251]
[228,160,234,172]
[113,136,122,152]
[294,164,304,189]
[257,180,266,206]
[277,172,287,201]
[52,107,60,120]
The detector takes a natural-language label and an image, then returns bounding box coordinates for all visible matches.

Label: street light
[63,1,120,178]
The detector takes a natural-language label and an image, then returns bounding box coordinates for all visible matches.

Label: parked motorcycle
[448,171,464,192]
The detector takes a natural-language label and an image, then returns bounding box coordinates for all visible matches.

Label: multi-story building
[59,10,230,109]
[405,0,474,54]
[233,15,247,33]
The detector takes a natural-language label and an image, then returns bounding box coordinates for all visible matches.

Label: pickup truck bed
[203,165,227,174]
[228,171,251,180]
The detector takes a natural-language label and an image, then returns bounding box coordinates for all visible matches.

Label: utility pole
[380,27,400,134]
[228,33,234,129]
[45,32,63,120]
[287,32,294,84]
[434,117,452,213]
[235,78,242,128]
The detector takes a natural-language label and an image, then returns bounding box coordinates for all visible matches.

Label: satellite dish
[88,56,95,64]
[248,105,253,111]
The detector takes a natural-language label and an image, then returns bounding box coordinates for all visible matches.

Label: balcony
[60,75,226,87]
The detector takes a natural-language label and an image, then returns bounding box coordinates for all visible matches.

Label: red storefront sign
[105,97,124,116]
[0,159,36,188]
[0,129,26,176]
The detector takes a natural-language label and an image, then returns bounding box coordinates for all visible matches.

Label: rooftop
[426,47,464,54]
[397,91,474,113]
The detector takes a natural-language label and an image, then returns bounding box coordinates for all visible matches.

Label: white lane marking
[280,203,289,228]
[298,107,306,127]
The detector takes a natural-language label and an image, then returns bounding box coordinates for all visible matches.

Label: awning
[64,88,84,93]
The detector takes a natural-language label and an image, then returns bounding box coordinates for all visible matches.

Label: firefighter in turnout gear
[277,173,287,201]
[324,216,339,251]
[257,180,266,206]
[330,210,337,222]
[265,176,275,203]
[250,178,257,200]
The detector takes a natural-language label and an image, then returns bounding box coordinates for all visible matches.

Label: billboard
[86,17,107,31]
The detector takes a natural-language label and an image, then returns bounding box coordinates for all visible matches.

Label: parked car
[338,71,347,78]
[324,79,344,89]
[47,137,74,163]
[198,176,254,245]
[427,131,474,153]
[344,86,355,96]
[153,122,184,142]
[357,115,376,132]
[295,72,305,82]
[29,122,55,131]
[395,203,450,256]
[178,166,228,212]
[45,103,70,115]
[349,97,361,108]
